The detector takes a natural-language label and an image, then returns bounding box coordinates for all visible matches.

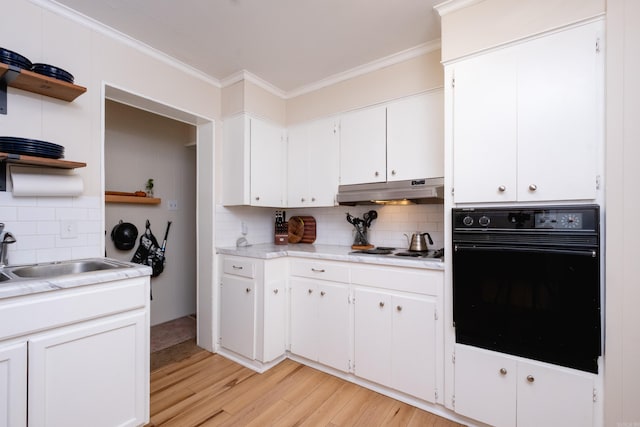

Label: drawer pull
[379,301,385,308]
[311,268,325,273]
[527,375,535,383]
[232,265,243,270]
[396,305,402,312]
[245,288,251,293]
[273,289,279,294]
[308,289,313,294]
[500,368,508,375]
[320,291,326,296]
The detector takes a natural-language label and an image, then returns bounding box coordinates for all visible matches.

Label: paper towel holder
[0,153,86,192]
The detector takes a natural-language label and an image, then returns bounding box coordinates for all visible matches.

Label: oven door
[453,244,601,373]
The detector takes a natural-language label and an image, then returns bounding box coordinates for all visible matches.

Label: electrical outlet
[168,200,178,211]
[60,220,77,239]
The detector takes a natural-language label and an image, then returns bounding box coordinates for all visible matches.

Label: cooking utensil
[404,232,434,252]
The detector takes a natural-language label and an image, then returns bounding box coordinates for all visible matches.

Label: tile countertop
[216,243,444,271]
[0,258,153,300]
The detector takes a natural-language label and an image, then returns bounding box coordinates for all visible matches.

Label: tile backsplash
[215,203,445,250]
[0,192,103,265]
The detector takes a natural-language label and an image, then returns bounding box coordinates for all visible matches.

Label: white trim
[221,70,287,99]
[33,0,221,88]
[284,40,442,99]
[434,0,486,17]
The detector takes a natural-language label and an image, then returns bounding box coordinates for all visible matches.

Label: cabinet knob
[527,375,535,383]
[255,196,260,201]
[379,301,385,308]
[301,197,305,202]
[311,197,316,202]
[499,368,508,375]
[245,288,251,293]
[374,171,380,177]
[529,184,538,191]
[391,170,396,176]
[396,305,402,312]
[498,185,506,192]
[308,289,313,294]
[273,289,279,294]
[320,291,326,296]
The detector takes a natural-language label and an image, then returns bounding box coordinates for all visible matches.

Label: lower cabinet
[29,313,147,427]
[0,276,150,427]
[0,342,27,427]
[454,344,596,427]
[219,256,287,365]
[289,259,350,372]
[354,287,437,402]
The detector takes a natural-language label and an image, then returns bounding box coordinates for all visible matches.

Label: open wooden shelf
[0,152,86,169]
[0,62,86,106]
[105,194,161,205]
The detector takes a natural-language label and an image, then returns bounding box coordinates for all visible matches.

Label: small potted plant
[145,179,154,197]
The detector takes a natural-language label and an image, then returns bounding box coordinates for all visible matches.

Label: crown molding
[221,70,287,99]
[284,39,441,99]
[434,0,486,17]
[33,0,221,88]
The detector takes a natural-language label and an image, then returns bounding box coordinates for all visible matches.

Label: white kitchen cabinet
[0,342,27,427]
[287,116,340,207]
[289,259,351,372]
[0,275,150,427]
[222,114,286,207]
[219,256,287,366]
[387,90,444,181]
[339,105,387,185]
[28,312,147,427]
[351,265,442,403]
[452,21,603,203]
[454,344,595,427]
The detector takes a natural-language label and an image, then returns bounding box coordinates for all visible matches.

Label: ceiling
[53,0,442,95]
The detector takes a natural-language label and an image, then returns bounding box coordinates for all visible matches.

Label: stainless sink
[5,258,133,279]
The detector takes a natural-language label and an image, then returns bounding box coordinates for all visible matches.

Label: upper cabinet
[287,116,340,207]
[451,21,603,203]
[339,91,444,186]
[222,114,286,207]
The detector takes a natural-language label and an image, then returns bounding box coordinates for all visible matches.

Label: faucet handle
[3,232,16,244]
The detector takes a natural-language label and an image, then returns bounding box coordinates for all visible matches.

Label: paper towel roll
[10,166,84,197]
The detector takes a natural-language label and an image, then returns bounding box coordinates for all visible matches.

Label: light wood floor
[146,348,466,427]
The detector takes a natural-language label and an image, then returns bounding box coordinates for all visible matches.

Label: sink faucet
[0,228,16,267]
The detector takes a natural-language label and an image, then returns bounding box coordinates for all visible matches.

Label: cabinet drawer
[223,257,257,279]
[351,265,442,295]
[290,259,349,283]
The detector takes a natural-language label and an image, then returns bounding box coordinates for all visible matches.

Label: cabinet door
[286,124,309,208]
[28,312,147,427]
[307,117,339,206]
[289,278,318,361]
[452,49,518,203]
[0,342,27,427]
[339,105,387,185]
[317,282,350,372]
[517,22,601,202]
[220,274,256,359]
[392,295,436,402]
[517,361,594,427]
[354,288,392,386]
[387,91,444,181]
[250,118,285,206]
[262,277,287,363]
[454,344,517,427]
[222,114,251,205]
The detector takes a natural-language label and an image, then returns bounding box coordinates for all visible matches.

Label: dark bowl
[0,47,32,70]
[30,63,74,84]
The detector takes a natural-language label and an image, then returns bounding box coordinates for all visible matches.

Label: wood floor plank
[145,348,466,427]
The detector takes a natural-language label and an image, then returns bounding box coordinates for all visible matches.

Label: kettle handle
[403,233,410,246]
[422,232,434,245]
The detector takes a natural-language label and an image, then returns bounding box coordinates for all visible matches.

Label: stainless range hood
[336,178,444,205]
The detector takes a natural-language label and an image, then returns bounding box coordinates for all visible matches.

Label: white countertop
[216,243,444,270]
[0,258,153,300]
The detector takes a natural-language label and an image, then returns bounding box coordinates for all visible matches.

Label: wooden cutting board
[289,215,316,244]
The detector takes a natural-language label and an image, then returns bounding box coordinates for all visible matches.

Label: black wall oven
[452,205,601,373]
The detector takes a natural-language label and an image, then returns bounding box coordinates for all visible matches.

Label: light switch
[168,200,178,211]
[60,220,77,239]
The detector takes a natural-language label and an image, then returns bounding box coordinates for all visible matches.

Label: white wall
[0,0,219,265]
[605,0,640,425]
[105,100,197,326]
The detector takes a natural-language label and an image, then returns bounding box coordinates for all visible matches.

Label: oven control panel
[453,205,599,232]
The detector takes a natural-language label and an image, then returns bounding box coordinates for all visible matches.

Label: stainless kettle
[404,232,433,252]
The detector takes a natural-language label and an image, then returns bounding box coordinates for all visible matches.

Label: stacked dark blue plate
[30,63,74,84]
[0,47,32,70]
[0,137,64,159]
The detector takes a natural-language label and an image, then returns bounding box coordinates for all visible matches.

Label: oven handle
[454,244,597,257]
